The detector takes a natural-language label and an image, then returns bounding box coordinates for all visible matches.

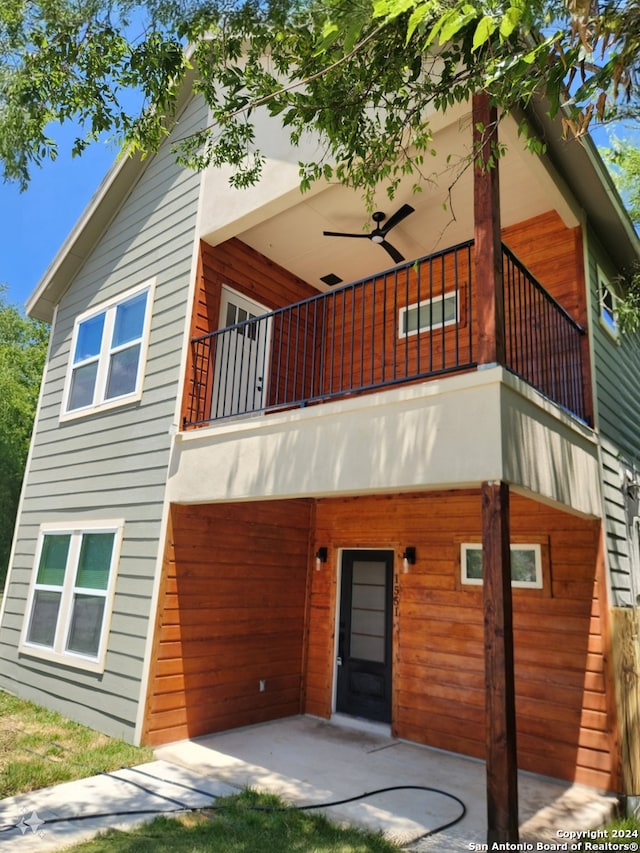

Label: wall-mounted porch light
[315,547,328,570]
[402,546,416,573]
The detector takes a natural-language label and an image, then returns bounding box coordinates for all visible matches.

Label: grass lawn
[0,689,153,798]
[65,789,402,852]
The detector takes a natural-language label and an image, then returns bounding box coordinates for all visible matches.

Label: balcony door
[212,287,271,418]
[336,550,393,723]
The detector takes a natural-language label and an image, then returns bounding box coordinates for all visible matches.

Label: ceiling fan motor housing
[322,205,415,262]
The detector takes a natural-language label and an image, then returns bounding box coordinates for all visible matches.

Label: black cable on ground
[0,776,467,843]
[0,807,185,831]
[120,773,467,837]
[245,784,467,841]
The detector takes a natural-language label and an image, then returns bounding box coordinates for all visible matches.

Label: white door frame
[213,286,271,418]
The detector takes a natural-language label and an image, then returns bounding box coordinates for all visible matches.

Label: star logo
[16,811,45,835]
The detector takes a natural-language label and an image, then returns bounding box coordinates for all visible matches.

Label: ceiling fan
[323,203,415,263]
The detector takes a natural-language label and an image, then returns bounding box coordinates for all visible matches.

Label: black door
[336,550,393,723]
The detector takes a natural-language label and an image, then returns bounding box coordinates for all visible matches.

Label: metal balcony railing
[502,246,586,421]
[184,241,586,428]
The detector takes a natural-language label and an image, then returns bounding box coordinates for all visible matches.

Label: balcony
[183,242,587,429]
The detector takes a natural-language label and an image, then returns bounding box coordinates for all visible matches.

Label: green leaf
[424,8,455,48]
[499,5,522,40]
[343,19,363,54]
[373,0,420,22]
[473,15,497,52]
[314,22,340,55]
[406,3,432,43]
[437,6,478,46]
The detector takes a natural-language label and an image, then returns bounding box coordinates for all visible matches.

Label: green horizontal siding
[0,95,207,740]
[589,236,640,607]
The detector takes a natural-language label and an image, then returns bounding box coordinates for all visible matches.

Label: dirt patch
[0,725,18,755]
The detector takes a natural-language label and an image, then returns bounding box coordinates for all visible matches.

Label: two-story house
[1,83,640,811]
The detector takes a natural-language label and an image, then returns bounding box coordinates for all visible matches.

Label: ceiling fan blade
[380,240,405,263]
[382,204,415,234]
[323,231,371,239]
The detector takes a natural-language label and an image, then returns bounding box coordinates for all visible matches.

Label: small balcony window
[399,292,459,338]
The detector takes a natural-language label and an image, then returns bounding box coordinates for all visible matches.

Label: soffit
[232,111,578,292]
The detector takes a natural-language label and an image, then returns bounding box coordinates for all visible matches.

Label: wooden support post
[473,92,506,366]
[474,89,517,844]
[482,480,519,843]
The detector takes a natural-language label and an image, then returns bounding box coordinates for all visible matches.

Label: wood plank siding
[0,96,207,741]
[143,500,314,745]
[503,211,592,424]
[317,245,473,391]
[182,239,319,425]
[308,490,620,791]
[502,211,586,323]
[144,489,620,791]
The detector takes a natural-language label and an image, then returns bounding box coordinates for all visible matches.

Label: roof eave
[26,62,198,324]
[26,151,144,323]
[525,98,640,275]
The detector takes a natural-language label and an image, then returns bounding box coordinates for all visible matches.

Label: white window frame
[398,291,459,338]
[597,266,619,341]
[60,279,155,421]
[19,520,124,673]
[460,543,543,589]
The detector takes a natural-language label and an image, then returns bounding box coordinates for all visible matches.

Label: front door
[336,550,393,723]
[212,287,271,418]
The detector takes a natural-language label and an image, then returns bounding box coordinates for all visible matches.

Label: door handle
[336,656,342,666]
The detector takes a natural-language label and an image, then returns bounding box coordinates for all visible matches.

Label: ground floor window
[20,521,124,672]
[460,543,543,589]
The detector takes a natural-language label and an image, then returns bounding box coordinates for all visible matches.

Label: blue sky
[0,126,118,312]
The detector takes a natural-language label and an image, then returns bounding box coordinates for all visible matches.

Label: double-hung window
[62,281,154,418]
[20,522,124,672]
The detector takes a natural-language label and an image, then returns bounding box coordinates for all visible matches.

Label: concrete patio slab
[0,760,236,852]
[156,715,619,851]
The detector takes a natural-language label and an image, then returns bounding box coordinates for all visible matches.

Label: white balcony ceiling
[222,110,577,292]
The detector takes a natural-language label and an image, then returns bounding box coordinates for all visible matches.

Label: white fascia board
[27,62,198,323]
[26,152,143,323]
